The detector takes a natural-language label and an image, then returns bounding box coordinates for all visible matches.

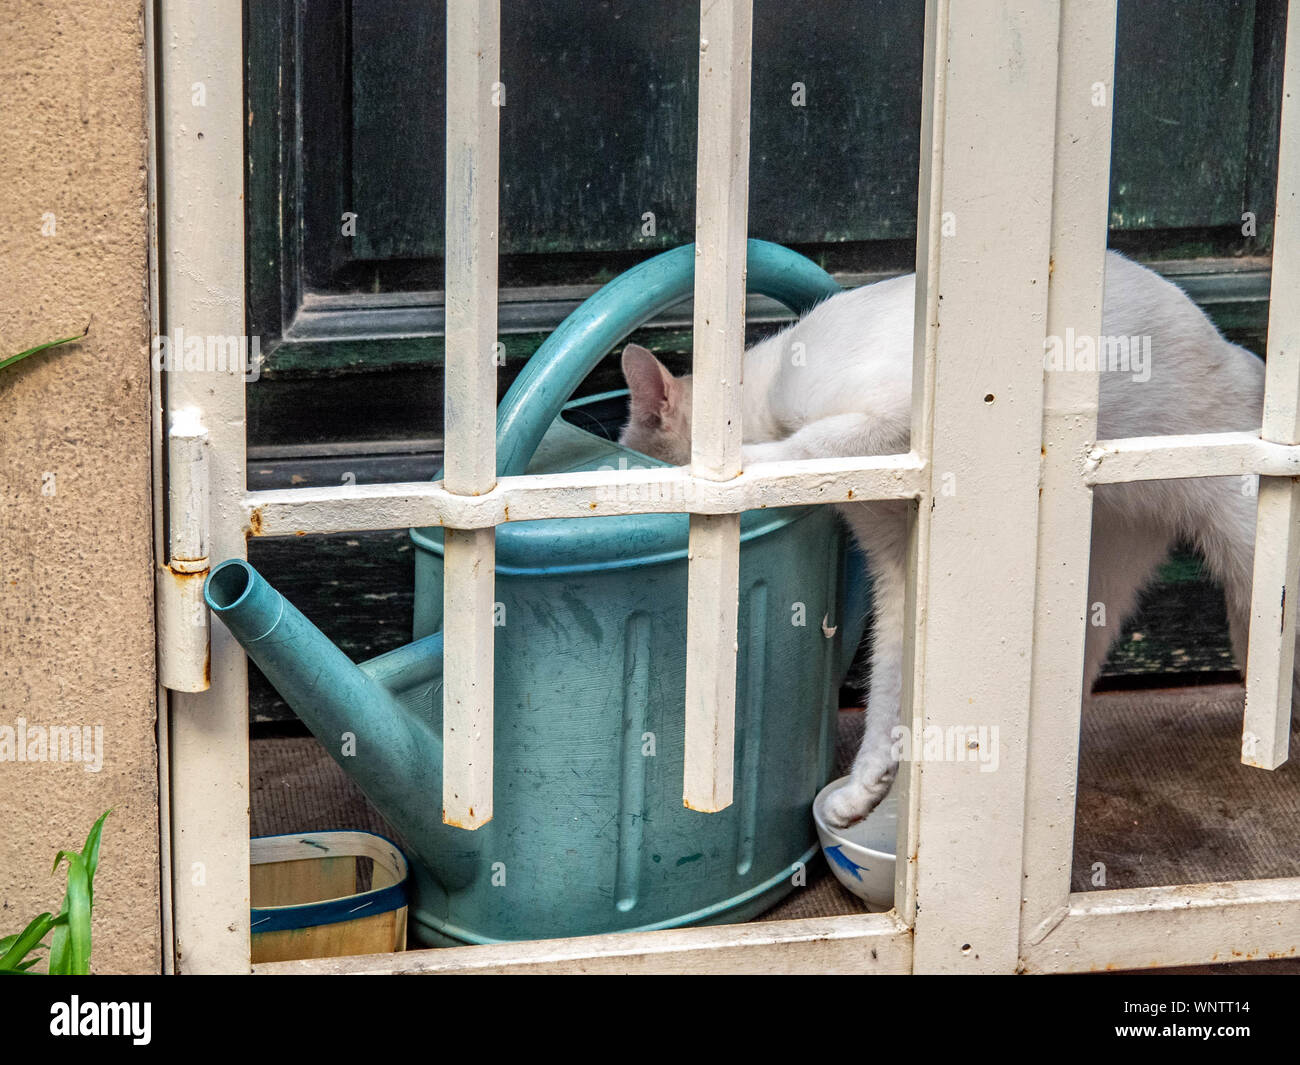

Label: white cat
[620,251,1285,828]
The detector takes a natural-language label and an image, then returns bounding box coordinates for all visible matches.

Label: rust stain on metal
[1083,943,1296,972]
[166,566,208,586]
[247,507,264,537]
[442,810,492,830]
[846,489,854,499]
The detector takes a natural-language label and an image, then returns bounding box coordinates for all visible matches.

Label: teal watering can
[205,240,872,947]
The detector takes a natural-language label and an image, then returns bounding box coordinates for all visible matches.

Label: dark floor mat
[1073,683,1300,891]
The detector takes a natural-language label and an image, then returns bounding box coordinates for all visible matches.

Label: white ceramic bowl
[812,776,897,911]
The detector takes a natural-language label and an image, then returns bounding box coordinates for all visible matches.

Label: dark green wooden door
[243,0,1287,719]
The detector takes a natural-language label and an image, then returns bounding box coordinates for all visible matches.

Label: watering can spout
[204,559,446,838]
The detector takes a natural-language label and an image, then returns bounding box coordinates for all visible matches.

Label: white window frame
[151,0,1300,974]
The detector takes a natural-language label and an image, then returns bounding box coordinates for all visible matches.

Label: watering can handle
[492,239,842,478]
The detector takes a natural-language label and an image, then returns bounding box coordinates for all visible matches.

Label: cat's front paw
[823,775,892,829]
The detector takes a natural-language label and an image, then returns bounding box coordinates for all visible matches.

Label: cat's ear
[622,343,680,427]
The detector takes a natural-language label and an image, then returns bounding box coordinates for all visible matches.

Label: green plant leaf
[80,809,111,908]
[48,845,85,976]
[5,810,108,976]
[49,849,79,875]
[0,324,90,373]
[48,854,90,975]
[65,854,91,975]
[48,851,80,976]
[0,913,54,972]
[47,920,69,975]
[7,942,50,974]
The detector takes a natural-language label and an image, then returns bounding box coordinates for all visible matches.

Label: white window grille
[152,0,1300,974]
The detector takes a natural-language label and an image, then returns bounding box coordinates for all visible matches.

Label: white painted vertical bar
[1020,0,1117,949]
[444,0,500,498]
[1243,6,1300,770]
[1242,478,1300,768]
[442,526,497,828]
[158,0,251,972]
[143,0,174,970]
[442,0,501,829]
[893,0,948,932]
[909,0,1060,973]
[683,0,752,812]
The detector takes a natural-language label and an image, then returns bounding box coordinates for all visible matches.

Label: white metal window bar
[1019,0,1117,957]
[155,0,1300,974]
[682,0,752,813]
[157,0,251,973]
[1245,6,1300,773]
[442,0,501,831]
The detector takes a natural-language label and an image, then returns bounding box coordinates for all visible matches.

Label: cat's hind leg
[823,500,910,828]
[740,413,912,827]
[1081,493,1177,697]
[822,486,1176,828]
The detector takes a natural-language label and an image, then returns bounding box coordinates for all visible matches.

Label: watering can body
[207,241,873,947]
[404,399,864,944]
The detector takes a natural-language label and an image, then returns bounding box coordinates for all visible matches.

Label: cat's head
[618,343,694,465]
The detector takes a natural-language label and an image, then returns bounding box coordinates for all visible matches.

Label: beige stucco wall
[0,0,160,973]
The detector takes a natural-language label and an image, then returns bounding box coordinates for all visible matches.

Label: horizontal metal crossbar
[1085,431,1300,485]
[243,429,1300,537]
[1022,879,1300,973]
[241,453,928,537]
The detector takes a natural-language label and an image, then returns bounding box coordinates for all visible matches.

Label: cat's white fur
[621,251,1291,828]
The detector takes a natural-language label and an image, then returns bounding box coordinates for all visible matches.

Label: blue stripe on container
[251,879,408,933]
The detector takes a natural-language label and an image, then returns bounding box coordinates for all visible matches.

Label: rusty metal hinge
[158,408,211,692]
